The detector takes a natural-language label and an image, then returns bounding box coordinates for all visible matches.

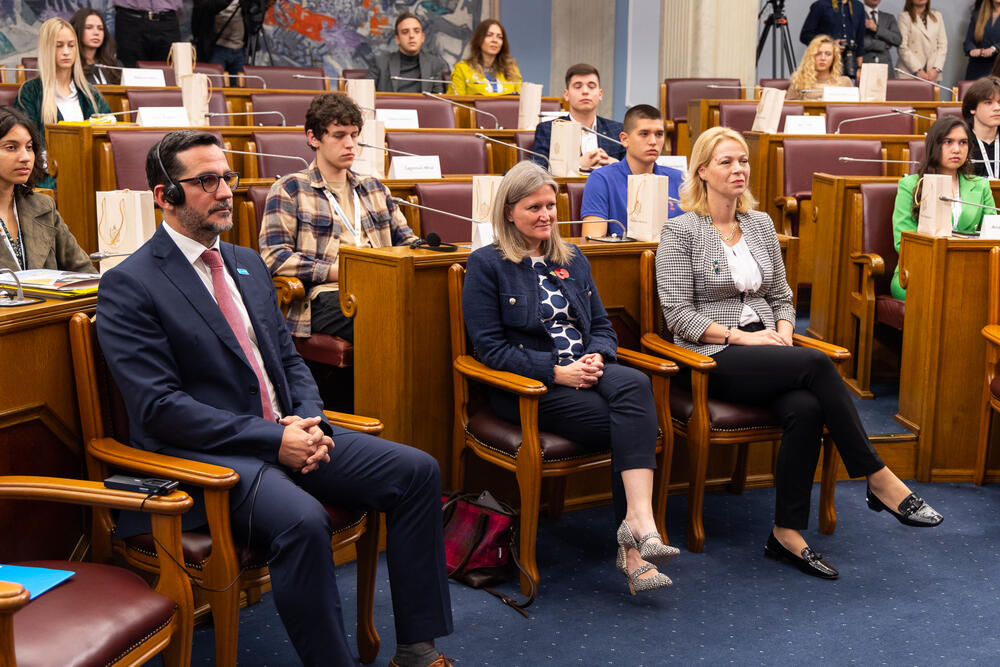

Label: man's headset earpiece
[155,139,185,207]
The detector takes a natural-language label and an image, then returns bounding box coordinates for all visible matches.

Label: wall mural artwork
[0,0,480,78]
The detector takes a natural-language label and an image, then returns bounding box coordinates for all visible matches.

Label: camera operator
[800,0,865,80]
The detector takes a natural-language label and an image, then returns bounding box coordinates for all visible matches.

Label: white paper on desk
[136,107,190,126]
[375,108,419,129]
[980,214,1000,240]
[121,67,166,87]
[387,155,442,179]
[822,86,860,102]
[783,115,826,134]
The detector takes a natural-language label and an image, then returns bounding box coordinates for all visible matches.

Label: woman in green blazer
[891,116,994,299]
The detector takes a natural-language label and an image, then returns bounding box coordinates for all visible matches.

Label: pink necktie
[201,248,275,421]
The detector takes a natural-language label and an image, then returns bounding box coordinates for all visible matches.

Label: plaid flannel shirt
[259,161,417,337]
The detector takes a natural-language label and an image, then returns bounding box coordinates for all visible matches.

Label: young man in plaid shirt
[260,93,418,341]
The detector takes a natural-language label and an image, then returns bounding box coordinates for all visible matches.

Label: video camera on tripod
[757,0,796,77]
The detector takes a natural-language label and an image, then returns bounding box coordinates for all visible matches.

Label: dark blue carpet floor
[185,480,1000,666]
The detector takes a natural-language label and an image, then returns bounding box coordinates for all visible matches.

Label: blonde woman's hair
[492,161,574,265]
[790,34,842,92]
[680,126,758,217]
[34,17,99,126]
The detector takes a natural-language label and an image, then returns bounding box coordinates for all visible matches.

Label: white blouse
[724,235,763,326]
[55,81,83,122]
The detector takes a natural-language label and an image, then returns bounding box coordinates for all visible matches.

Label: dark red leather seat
[471,98,562,129]
[342,69,369,80]
[249,92,315,126]
[957,80,975,101]
[564,181,585,236]
[376,95,457,128]
[250,131,315,178]
[20,56,39,80]
[0,88,17,106]
[125,89,230,126]
[993,375,1000,400]
[413,181,473,242]
[107,129,225,190]
[664,78,742,123]
[936,106,963,121]
[908,139,925,169]
[718,101,805,133]
[782,137,882,207]
[514,131,535,160]
[386,132,489,174]
[825,104,916,134]
[861,182,906,330]
[10,560,176,667]
[759,78,790,91]
[886,78,937,101]
[243,65,327,90]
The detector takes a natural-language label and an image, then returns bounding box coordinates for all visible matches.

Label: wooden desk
[0,296,97,562]
[338,240,653,486]
[46,124,531,254]
[896,233,1000,482]
[691,98,953,147]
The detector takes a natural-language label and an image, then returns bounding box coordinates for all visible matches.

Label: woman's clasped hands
[554,352,604,389]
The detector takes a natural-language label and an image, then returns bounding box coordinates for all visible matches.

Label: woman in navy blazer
[656,127,942,580]
[463,161,677,594]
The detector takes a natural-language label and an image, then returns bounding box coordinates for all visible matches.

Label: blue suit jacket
[462,244,618,388]
[529,115,626,167]
[97,225,329,533]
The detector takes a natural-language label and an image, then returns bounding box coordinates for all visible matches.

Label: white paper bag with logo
[548,119,582,177]
[169,42,196,80]
[915,174,953,237]
[626,173,670,242]
[516,83,543,130]
[354,119,385,177]
[858,63,888,102]
[180,73,212,126]
[95,190,156,272]
[471,175,502,250]
[346,79,376,122]
[751,87,786,134]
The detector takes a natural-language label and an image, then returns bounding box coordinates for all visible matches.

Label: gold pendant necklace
[713,220,740,243]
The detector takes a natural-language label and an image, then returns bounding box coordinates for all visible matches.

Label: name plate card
[387,155,442,179]
[980,214,1000,240]
[375,108,420,129]
[136,107,191,126]
[783,115,827,134]
[822,86,861,102]
[656,155,688,176]
[121,67,166,87]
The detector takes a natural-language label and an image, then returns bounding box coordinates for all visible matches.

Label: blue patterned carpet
[181,480,1000,666]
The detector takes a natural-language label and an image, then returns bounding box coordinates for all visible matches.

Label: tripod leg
[756,19,773,62]
[778,22,797,78]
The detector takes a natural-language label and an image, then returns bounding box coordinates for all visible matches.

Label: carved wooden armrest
[849,252,885,275]
[616,347,679,376]
[982,324,1000,347]
[663,119,676,133]
[774,196,797,214]
[323,411,384,435]
[792,333,851,363]
[273,276,306,313]
[0,475,192,514]
[640,333,717,372]
[0,580,29,615]
[88,437,239,489]
[454,355,548,397]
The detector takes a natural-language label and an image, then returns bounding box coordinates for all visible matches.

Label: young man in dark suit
[531,63,626,172]
[96,129,454,667]
[369,12,449,93]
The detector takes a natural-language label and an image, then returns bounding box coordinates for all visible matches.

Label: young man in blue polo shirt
[580,104,683,238]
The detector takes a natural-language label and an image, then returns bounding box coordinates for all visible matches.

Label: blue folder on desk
[0,564,75,600]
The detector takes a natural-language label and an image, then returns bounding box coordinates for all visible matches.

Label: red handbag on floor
[442,490,536,617]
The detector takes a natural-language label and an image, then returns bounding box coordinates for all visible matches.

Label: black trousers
[230,427,453,666]
[114,7,181,67]
[311,290,354,342]
[491,363,658,525]
[707,344,885,529]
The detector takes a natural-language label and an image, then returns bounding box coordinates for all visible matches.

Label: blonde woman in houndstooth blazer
[655,126,943,580]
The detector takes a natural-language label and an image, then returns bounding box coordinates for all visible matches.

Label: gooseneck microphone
[893,68,954,96]
[838,157,918,165]
[835,110,911,134]
[410,232,459,252]
[358,142,421,157]
[89,251,134,261]
[0,268,44,307]
[220,148,309,176]
[206,110,287,126]
[890,107,936,122]
[581,125,625,147]
[938,195,1000,212]
[474,133,549,165]
[422,92,501,129]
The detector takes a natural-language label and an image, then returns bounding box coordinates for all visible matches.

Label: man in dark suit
[96,130,453,667]
[530,63,625,172]
[861,0,901,76]
[369,11,449,93]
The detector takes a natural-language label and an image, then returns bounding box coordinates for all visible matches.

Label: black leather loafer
[866,485,943,527]
[764,532,839,580]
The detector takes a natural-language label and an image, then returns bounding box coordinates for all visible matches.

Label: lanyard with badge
[323,187,363,247]
[0,206,25,270]
[977,134,1000,180]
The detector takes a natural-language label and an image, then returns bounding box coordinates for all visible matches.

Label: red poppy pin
[551,268,571,280]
